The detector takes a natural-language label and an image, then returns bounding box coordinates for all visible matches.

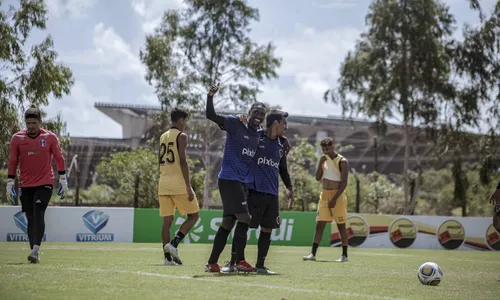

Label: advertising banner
[133,209,330,246]
[330,214,497,251]
[0,206,134,243]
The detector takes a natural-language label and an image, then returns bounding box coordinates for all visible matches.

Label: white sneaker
[163,243,182,265]
[303,253,316,261]
[335,255,348,262]
[220,261,235,273]
[27,251,39,264]
[164,257,177,266]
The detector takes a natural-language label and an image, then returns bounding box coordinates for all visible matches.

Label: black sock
[27,216,34,250]
[208,227,231,264]
[34,211,45,246]
[230,239,237,265]
[312,242,319,256]
[256,231,271,268]
[170,231,185,248]
[233,222,249,263]
[342,245,348,257]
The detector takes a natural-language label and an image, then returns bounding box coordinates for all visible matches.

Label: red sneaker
[204,263,221,273]
[234,260,256,272]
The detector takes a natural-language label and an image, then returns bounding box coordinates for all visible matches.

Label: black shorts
[248,190,280,229]
[20,185,53,216]
[218,179,249,216]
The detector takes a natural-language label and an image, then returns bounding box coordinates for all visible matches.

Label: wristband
[8,175,15,179]
[58,170,66,175]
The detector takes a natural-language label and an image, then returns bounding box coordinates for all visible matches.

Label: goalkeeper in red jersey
[6,107,68,264]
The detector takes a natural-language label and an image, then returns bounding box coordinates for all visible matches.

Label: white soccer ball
[417,262,443,286]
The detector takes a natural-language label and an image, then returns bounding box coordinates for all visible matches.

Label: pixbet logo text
[257,157,279,169]
[242,148,256,157]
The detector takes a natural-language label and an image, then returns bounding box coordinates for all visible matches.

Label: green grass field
[0,242,498,300]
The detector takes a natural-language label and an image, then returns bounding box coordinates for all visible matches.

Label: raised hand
[208,82,220,96]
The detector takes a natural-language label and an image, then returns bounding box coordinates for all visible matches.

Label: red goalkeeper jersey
[8,129,66,188]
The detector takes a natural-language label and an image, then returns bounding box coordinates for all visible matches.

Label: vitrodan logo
[175,217,203,244]
[7,211,46,242]
[257,157,279,169]
[76,210,114,242]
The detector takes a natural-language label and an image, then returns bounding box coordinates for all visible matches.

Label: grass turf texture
[0,243,498,300]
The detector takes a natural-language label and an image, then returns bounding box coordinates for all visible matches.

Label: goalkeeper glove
[57,174,69,200]
[6,179,17,205]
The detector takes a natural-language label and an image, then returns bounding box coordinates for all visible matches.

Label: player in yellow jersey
[159,108,199,266]
[303,138,350,262]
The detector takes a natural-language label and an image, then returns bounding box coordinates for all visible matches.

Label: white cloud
[312,0,362,9]
[259,25,361,117]
[45,0,97,19]
[131,0,185,33]
[61,23,145,81]
[45,82,121,138]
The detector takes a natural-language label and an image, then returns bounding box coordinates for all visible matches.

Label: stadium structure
[66,102,454,189]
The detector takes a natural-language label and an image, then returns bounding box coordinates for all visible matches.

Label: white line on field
[6,265,405,300]
[4,245,499,264]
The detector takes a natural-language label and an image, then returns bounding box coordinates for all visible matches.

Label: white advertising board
[331,213,498,251]
[0,206,134,243]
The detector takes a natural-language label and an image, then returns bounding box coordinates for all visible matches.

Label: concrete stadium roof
[94,102,381,128]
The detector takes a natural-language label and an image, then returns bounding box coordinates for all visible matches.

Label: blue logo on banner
[7,211,47,242]
[76,210,114,242]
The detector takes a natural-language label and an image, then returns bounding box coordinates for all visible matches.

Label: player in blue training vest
[222,110,294,274]
[204,83,267,273]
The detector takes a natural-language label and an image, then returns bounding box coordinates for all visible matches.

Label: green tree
[95,147,205,208]
[140,0,282,208]
[325,0,458,213]
[279,136,321,211]
[1,0,74,164]
[431,0,500,215]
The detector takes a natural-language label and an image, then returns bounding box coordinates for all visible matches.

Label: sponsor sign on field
[0,206,134,243]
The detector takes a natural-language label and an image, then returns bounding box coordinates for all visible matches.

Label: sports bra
[321,154,343,181]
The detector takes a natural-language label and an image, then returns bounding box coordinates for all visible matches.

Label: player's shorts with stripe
[316,189,348,224]
[218,178,249,216]
[20,185,53,216]
[158,194,199,217]
[248,189,280,229]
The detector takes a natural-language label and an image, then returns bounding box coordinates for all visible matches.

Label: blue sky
[5,0,496,138]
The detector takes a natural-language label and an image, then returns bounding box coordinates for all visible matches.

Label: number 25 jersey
[158,127,186,195]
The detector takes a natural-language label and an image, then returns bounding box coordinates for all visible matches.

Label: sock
[34,205,46,247]
[27,216,34,250]
[33,245,40,252]
[312,242,319,256]
[208,227,231,264]
[256,231,271,268]
[233,222,249,263]
[170,231,185,248]
[230,239,237,265]
[342,245,348,257]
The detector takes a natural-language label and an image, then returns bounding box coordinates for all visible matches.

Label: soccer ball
[417,262,443,286]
